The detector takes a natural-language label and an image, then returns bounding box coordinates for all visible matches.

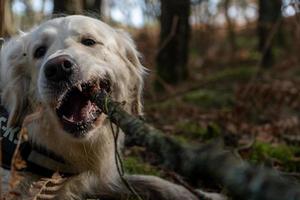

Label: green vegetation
[182,89,234,109]
[236,35,257,49]
[124,156,161,176]
[175,121,221,141]
[249,142,300,172]
[205,66,258,83]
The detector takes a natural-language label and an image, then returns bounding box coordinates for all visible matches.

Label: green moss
[248,51,260,61]
[124,156,161,176]
[172,134,190,144]
[273,47,284,59]
[182,89,234,109]
[250,142,292,162]
[236,36,257,49]
[205,67,257,83]
[190,47,201,57]
[175,121,221,141]
[146,99,179,110]
[249,142,300,172]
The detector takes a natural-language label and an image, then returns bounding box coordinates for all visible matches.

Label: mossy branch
[92,91,300,200]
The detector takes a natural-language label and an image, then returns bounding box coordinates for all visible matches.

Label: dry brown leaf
[30,172,67,200]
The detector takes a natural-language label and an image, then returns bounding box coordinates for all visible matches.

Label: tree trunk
[258,0,282,68]
[0,0,4,37]
[224,0,236,55]
[83,0,102,18]
[156,0,190,86]
[53,0,66,13]
[53,0,83,15]
[0,0,14,37]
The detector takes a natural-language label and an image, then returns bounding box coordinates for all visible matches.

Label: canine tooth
[77,84,83,92]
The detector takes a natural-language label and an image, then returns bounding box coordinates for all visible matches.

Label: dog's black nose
[44,55,76,82]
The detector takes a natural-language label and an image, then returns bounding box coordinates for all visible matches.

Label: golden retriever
[0,15,199,199]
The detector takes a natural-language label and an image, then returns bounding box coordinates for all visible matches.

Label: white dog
[0,15,198,199]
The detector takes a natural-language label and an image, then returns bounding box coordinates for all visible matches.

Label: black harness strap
[0,105,76,177]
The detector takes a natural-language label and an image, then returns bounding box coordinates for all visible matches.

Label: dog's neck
[1,104,118,181]
[0,104,77,176]
[28,112,119,178]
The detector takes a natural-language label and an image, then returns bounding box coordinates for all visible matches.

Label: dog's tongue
[71,95,90,122]
[62,91,93,123]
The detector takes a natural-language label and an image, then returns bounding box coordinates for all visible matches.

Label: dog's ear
[115,30,146,116]
[0,36,30,127]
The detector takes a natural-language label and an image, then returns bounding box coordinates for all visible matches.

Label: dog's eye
[34,46,47,59]
[81,38,96,46]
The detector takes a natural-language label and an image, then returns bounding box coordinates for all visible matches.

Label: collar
[0,105,77,177]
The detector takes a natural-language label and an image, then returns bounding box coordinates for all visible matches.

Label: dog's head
[0,15,145,139]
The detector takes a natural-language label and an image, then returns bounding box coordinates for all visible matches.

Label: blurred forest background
[2,0,300,197]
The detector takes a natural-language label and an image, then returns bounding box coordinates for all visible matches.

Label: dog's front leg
[119,175,199,200]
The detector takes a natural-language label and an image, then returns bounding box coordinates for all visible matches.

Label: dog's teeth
[77,84,83,92]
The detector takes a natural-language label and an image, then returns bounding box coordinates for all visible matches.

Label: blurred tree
[53,0,102,17]
[156,0,190,86]
[0,0,4,37]
[223,0,237,55]
[84,0,102,16]
[22,0,37,26]
[258,0,282,68]
[143,0,160,23]
[53,0,83,14]
[0,0,14,37]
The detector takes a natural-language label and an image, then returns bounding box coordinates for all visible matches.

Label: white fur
[0,15,198,200]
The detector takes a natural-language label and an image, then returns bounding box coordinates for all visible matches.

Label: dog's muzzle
[44,55,79,83]
[42,55,111,138]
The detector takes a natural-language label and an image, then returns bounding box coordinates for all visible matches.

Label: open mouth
[56,79,110,137]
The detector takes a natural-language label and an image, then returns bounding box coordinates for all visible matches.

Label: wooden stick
[91,91,300,200]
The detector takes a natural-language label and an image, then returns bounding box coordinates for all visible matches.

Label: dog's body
[0,16,198,199]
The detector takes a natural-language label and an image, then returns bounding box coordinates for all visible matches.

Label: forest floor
[122,28,300,195]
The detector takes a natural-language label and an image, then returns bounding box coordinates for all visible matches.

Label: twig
[106,98,143,200]
[156,16,179,57]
